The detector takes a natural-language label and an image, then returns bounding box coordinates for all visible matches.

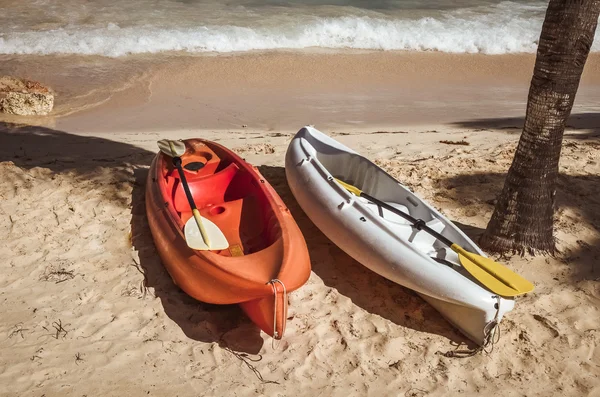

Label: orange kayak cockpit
[159,140,280,258]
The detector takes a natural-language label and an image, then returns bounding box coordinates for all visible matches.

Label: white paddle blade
[157,139,186,157]
[184,216,229,250]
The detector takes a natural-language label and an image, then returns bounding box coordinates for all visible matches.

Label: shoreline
[2,51,599,133]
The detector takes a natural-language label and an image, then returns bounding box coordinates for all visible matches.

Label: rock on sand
[0,76,54,116]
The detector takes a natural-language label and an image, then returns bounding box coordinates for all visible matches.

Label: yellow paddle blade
[335,178,362,196]
[452,244,534,297]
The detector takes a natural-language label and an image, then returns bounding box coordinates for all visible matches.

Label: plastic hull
[146,138,311,339]
[285,126,514,344]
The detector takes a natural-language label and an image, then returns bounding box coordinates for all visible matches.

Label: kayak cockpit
[158,141,281,258]
[358,196,446,252]
[300,134,479,267]
[310,149,448,247]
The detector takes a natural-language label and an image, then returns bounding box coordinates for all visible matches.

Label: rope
[439,295,502,358]
[268,279,287,349]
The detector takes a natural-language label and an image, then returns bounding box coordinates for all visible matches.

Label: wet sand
[2,51,599,133]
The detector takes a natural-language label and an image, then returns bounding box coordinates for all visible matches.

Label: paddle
[157,139,228,251]
[334,178,534,297]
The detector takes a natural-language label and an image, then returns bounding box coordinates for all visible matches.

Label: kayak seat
[408,218,445,252]
[362,200,412,224]
[361,197,446,253]
[180,194,269,257]
[170,163,240,212]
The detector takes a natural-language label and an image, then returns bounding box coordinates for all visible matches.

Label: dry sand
[1,52,599,396]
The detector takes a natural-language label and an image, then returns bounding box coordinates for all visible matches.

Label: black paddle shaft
[360,191,454,248]
[172,157,198,212]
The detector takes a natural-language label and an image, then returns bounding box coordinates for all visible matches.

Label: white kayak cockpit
[358,197,446,255]
[298,131,479,265]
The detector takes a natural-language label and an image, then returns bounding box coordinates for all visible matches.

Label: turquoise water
[0,0,597,56]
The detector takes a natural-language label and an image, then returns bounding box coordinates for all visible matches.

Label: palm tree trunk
[480,0,600,255]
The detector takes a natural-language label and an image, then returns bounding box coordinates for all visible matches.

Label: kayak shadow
[258,165,471,347]
[130,167,265,354]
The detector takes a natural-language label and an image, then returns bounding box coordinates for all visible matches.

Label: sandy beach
[1,51,599,396]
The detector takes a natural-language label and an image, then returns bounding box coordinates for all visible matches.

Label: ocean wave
[1,12,599,56]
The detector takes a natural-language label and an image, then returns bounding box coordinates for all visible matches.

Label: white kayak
[285,126,514,345]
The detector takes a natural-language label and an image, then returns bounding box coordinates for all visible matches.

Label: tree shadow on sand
[446,113,600,281]
[440,170,600,283]
[0,121,263,354]
[450,112,600,139]
[258,165,472,347]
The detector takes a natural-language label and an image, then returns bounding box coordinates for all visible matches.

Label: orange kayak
[145,138,311,339]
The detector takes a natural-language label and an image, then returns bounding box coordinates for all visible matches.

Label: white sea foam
[1,5,599,56]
